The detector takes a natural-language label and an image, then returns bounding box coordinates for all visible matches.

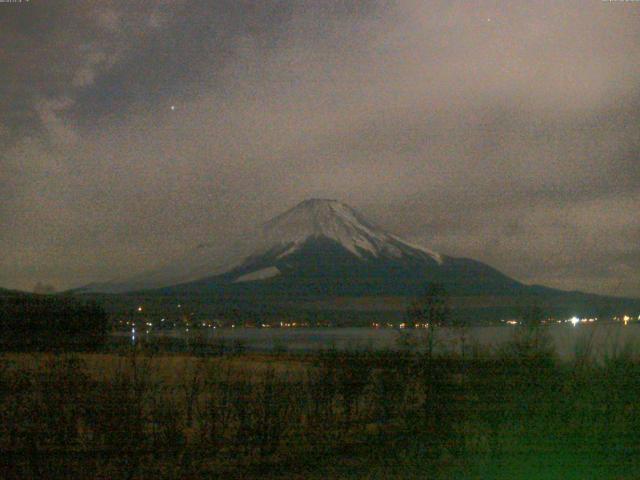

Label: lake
[126,322,640,359]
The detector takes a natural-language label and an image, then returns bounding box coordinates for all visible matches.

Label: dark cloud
[1,0,639,297]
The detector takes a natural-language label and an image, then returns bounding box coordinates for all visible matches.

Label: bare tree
[406,283,451,358]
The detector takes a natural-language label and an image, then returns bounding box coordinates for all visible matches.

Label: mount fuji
[177,198,523,297]
[79,199,522,297]
[79,198,639,320]
[83,199,519,296]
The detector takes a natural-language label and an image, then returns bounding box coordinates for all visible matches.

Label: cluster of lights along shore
[121,304,640,337]
[498,315,639,327]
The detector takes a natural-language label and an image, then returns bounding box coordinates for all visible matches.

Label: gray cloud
[1,0,639,297]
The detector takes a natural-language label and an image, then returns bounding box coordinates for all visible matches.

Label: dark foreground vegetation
[2,327,640,480]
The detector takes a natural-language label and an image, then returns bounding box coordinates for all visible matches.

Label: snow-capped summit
[253,198,442,264]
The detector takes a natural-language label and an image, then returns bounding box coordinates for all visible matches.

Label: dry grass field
[3,331,640,479]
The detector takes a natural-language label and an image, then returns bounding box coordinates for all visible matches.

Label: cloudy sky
[1,0,639,297]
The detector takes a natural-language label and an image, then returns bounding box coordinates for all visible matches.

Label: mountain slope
[76,235,252,294]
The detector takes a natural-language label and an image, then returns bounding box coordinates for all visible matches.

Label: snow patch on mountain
[233,266,280,283]
[389,235,443,264]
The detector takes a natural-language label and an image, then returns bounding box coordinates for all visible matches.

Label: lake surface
[128,323,640,359]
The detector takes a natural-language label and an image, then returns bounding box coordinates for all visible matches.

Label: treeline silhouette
[0,293,107,351]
